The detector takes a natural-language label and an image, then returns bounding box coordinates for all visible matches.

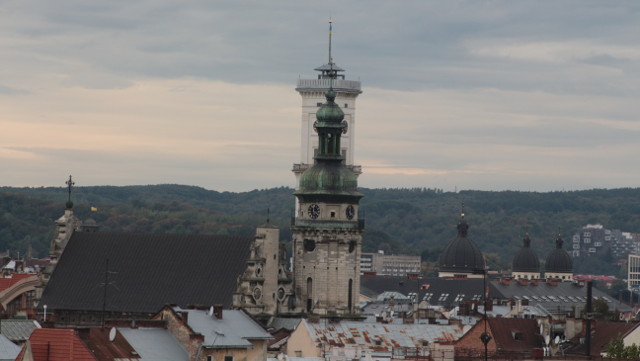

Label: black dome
[439,216,485,274]
[512,235,540,272]
[545,235,573,273]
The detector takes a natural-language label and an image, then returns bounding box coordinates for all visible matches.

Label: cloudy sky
[2,1,639,192]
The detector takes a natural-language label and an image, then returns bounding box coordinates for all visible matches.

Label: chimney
[213,305,223,320]
[485,299,493,312]
[181,311,189,325]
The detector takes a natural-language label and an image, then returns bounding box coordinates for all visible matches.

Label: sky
[1,1,639,192]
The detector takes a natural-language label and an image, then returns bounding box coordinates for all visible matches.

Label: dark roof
[488,318,543,351]
[40,232,253,313]
[439,216,484,274]
[361,276,499,308]
[492,278,631,313]
[545,236,572,273]
[566,320,639,356]
[512,236,540,272]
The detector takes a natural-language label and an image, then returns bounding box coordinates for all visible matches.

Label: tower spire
[65,175,75,209]
[328,19,333,66]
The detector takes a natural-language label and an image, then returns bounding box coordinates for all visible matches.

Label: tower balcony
[293,163,362,175]
[296,79,362,94]
[291,218,364,230]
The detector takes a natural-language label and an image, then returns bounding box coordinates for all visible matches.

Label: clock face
[346,205,355,220]
[308,204,320,219]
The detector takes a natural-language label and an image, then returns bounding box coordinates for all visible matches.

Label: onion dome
[512,235,540,272]
[545,235,573,273]
[296,161,362,200]
[294,87,362,203]
[439,214,485,274]
[315,89,344,123]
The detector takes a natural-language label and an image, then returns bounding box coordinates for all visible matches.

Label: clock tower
[293,20,362,193]
[292,80,364,315]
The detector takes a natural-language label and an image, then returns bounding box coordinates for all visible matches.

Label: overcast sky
[2,1,639,192]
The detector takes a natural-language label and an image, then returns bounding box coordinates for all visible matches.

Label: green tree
[605,337,625,358]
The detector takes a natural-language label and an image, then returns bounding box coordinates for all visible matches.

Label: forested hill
[1,185,639,276]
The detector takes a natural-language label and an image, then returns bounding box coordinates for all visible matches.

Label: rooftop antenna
[328,18,333,66]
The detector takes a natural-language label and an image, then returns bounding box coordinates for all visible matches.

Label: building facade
[291,84,364,315]
[360,251,421,276]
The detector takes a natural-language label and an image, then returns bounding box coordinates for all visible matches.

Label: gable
[40,232,253,313]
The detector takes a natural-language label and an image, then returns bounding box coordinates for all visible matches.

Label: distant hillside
[1,185,639,276]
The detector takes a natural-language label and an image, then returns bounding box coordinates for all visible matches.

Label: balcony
[296,79,362,94]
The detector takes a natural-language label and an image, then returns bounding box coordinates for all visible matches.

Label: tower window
[330,211,336,218]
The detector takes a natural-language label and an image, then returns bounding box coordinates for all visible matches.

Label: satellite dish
[109,327,116,342]
[554,336,560,344]
[209,306,214,316]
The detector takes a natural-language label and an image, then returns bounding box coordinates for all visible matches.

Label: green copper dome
[315,89,344,123]
[295,161,362,200]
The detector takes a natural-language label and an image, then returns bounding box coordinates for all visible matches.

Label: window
[584,238,591,243]
[344,103,348,108]
[589,248,596,253]
[317,102,322,107]
[207,357,213,361]
[295,351,302,357]
[225,356,233,361]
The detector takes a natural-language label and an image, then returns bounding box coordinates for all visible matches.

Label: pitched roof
[40,232,254,313]
[491,279,631,313]
[487,318,543,351]
[0,319,40,343]
[566,320,639,356]
[300,319,465,350]
[0,333,20,360]
[0,274,36,292]
[17,328,97,361]
[79,328,139,360]
[118,328,188,360]
[174,307,272,348]
[361,276,496,308]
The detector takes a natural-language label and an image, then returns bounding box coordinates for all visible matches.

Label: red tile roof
[0,274,36,292]
[569,320,639,357]
[17,328,97,361]
[488,318,543,351]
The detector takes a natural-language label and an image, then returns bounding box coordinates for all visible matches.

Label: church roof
[545,235,573,273]
[512,235,540,273]
[40,232,253,313]
[439,215,485,275]
[361,276,499,308]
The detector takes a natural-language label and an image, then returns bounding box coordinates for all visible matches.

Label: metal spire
[328,19,333,66]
